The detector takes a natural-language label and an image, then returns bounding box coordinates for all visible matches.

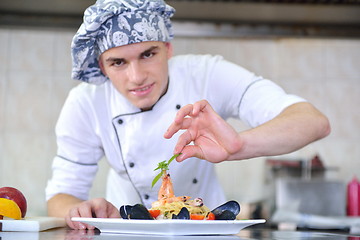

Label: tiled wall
[0,27,359,216]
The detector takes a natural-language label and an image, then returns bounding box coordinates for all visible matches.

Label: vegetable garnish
[151,153,181,188]
[190,214,205,220]
[148,209,161,219]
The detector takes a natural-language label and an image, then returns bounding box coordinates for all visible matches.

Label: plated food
[120,154,240,220]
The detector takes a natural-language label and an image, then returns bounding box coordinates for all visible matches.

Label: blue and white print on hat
[71,0,175,84]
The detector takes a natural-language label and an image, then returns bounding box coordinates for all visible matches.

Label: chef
[46,0,330,229]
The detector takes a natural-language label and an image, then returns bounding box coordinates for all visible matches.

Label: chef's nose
[128,61,146,85]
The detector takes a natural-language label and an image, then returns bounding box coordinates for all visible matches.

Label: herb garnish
[151,153,181,188]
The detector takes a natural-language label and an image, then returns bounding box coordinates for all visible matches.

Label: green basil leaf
[151,172,163,188]
[168,153,180,165]
[151,153,182,188]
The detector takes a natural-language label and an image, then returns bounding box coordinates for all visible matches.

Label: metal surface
[0,226,359,240]
[275,179,346,216]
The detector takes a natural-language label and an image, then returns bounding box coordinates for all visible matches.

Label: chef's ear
[165,42,173,59]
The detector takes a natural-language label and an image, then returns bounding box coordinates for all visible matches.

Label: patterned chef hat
[71,0,175,84]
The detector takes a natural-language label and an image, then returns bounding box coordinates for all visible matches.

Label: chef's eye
[142,51,155,59]
[112,59,125,66]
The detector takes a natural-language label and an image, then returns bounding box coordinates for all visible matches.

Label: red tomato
[148,209,161,219]
[190,214,205,220]
[206,212,215,220]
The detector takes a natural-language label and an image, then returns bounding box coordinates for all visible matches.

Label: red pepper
[148,209,161,219]
[190,214,205,220]
[206,212,215,220]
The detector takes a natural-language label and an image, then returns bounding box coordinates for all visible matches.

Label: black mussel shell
[211,200,241,220]
[213,209,236,220]
[129,204,153,220]
[172,207,190,219]
[119,204,153,220]
[119,205,133,219]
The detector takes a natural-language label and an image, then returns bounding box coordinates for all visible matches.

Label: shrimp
[151,154,191,209]
[158,173,174,199]
[151,172,190,208]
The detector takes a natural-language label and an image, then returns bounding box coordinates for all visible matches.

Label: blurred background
[0,0,359,226]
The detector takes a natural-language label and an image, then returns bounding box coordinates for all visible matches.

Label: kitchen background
[0,0,359,218]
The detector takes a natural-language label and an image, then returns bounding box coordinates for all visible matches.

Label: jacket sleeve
[46,85,104,201]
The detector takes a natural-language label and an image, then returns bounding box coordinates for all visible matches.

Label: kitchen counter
[1,226,359,240]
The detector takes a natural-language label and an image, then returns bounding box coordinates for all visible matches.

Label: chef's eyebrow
[104,45,160,62]
[105,57,124,63]
[141,46,159,57]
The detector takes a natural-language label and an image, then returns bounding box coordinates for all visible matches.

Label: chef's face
[99,41,173,111]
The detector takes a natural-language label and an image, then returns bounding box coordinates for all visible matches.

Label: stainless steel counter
[1,227,359,240]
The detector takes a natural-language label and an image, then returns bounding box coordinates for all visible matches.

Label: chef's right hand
[66,198,120,230]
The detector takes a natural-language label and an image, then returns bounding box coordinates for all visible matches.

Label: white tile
[1,133,53,215]
[323,78,360,140]
[173,37,277,82]
[190,38,236,58]
[4,71,52,134]
[53,31,75,72]
[8,29,54,72]
[0,29,10,72]
[49,73,79,132]
[0,70,6,134]
[0,30,9,132]
[325,39,360,80]
[232,39,277,80]
[0,136,3,185]
[171,38,191,55]
[173,37,240,64]
[174,37,218,55]
[276,38,324,81]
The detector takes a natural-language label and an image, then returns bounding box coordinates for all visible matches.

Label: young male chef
[46,0,330,229]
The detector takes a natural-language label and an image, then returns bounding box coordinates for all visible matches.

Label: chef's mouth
[129,83,155,96]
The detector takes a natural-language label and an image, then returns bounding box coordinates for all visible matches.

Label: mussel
[119,204,153,220]
[211,200,241,220]
[172,207,190,219]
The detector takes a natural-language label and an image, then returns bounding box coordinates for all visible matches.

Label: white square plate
[71,217,266,235]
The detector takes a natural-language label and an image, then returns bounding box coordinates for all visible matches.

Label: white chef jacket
[46,54,305,210]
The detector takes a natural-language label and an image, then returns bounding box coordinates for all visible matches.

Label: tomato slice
[190,214,205,220]
[148,209,161,219]
[206,212,215,220]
